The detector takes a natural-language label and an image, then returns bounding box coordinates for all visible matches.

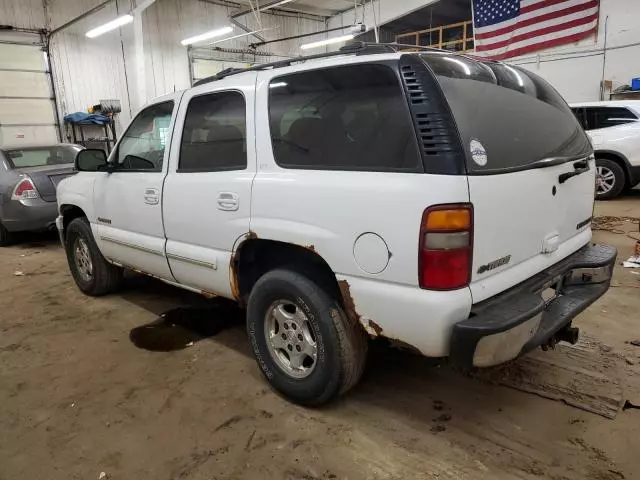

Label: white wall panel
[50,29,133,129]
[0,0,46,29]
[47,0,326,137]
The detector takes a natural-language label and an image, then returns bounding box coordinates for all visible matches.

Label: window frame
[176,89,248,174]
[266,61,424,173]
[111,100,175,173]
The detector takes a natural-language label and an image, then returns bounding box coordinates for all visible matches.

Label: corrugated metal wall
[47,0,327,130]
[0,0,46,29]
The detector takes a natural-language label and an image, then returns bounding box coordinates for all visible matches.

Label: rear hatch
[418,53,594,303]
[15,164,76,202]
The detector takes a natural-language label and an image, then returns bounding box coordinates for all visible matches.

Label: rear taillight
[419,204,473,290]
[11,177,39,201]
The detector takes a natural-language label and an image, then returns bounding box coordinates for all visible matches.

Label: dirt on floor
[1,193,640,480]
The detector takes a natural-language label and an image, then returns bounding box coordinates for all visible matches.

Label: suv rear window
[268,64,421,172]
[420,53,591,173]
[584,106,638,130]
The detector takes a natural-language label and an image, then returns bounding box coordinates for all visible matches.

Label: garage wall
[142,0,327,103]
[506,0,640,102]
[46,0,327,131]
[0,0,46,29]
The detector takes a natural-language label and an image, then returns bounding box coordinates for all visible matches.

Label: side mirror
[75,149,108,172]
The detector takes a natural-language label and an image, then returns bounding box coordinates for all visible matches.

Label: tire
[595,158,626,200]
[65,217,122,296]
[0,222,12,247]
[247,268,368,406]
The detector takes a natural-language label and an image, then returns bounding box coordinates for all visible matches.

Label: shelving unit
[64,119,117,153]
[395,20,474,53]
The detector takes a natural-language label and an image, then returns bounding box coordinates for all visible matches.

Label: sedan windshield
[5,146,81,168]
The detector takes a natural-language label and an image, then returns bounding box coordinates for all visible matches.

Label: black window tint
[179,91,247,172]
[420,53,591,173]
[584,107,637,130]
[268,64,421,172]
[117,101,173,171]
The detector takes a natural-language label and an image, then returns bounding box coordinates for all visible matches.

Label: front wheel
[65,217,122,296]
[595,158,626,200]
[247,269,368,405]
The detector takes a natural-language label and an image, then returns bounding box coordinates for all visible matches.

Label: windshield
[5,146,81,169]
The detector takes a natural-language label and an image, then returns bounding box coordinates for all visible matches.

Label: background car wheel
[247,268,368,406]
[65,217,122,296]
[0,222,12,247]
[595,158,625,200]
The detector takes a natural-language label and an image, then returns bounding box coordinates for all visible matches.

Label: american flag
[472,0,600,60]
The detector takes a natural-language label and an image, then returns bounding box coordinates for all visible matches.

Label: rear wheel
[247,269,368,405]
[0,222,11,247]
[595,158,626,200]
[65,217,122,296]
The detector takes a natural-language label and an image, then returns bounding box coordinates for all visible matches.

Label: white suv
[570,101,640,199]
[56,45,616,405]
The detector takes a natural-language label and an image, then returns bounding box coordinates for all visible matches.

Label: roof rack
[192,42,443,87]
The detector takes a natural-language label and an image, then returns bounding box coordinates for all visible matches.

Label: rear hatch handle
[558,159,590,184]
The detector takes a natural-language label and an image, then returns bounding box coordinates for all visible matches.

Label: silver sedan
[0,144,82,246]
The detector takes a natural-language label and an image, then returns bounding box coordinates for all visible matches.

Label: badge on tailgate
[477,255,511,274]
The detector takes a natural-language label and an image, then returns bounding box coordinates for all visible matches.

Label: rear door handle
[217,192,239,211]
[144,188,159,205]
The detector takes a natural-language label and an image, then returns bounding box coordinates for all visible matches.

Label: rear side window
[179,91,247,172]
[6,145,80,168]
[268,64,421,172]
[584,107,638,130]
[420,53,591,173]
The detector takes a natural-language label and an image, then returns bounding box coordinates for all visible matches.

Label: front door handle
[144,188,159,205]
[217,192,239,211]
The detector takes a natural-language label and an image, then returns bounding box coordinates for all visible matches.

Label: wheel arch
[59,204,88,238]
[594,150,632,186]
[229,237,369,333]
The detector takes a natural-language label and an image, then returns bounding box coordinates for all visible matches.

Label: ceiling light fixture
[85,14,134,38]
[300,34,354,51]
[261,0,295,11]
[180,26,234,46]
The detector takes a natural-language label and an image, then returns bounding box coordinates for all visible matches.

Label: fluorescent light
[86,15,133,38]
[180,26,234,46]
[262,0,295,11]
[300,34,354,51]
[270,82,288,88]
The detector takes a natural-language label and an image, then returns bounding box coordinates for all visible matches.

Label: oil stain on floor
[129,301,244,352]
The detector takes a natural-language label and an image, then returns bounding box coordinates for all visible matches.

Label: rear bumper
[1,198,58,233]
[449,244,617,369]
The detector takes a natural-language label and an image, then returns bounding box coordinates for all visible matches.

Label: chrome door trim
[100,236,165,256]
[166,252,217,270]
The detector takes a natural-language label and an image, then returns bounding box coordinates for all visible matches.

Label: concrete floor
[1,193,639,480]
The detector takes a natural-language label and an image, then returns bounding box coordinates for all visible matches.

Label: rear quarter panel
[250,63,473,355]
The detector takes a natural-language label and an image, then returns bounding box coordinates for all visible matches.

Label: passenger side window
[585,107,638,130]
[179,91,247,172]
[268,64,421,172]
[116,101,174,171]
